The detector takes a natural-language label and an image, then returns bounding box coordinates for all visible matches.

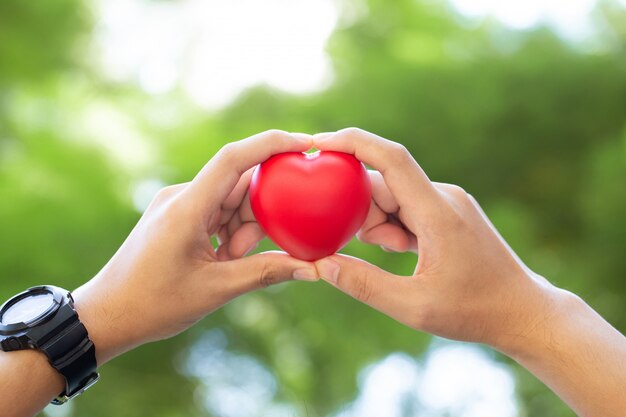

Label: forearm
[0,349,64,417]
[497,284,626,417]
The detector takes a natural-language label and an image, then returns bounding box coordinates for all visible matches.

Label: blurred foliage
[1,0,625,416]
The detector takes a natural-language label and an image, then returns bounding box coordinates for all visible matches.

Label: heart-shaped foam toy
[249,150,371,261]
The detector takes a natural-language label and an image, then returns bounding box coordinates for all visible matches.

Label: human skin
[2,128,625,417]
[312,128,626,417]
[0,130,319,417]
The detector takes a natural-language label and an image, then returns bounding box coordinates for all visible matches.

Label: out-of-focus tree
[1,0,625,416]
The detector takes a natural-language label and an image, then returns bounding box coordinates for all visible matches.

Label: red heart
[249,150,372,261]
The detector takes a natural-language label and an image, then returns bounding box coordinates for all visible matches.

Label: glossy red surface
[249,150,372,261]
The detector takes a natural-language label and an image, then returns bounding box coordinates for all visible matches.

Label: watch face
[1,293,56,325]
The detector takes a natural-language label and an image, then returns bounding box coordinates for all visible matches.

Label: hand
[312,128,626,417]
[312,128,559,349]
[72,130,319,364]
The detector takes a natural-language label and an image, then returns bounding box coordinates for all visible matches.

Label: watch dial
[2,293,55,325]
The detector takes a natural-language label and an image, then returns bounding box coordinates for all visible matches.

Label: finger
[218,169,255,227]
[359,199,388,235]
[216,251,319,296]
[185,130,313,209]
[238,191,255,223]
[219,208,234,226]
[359,222,413,253]
[227,210,242,237]
[216,242,232,261]
[222,167,255,210]
[228,221,265,258]
[368,170,400,214]
[313,128,439,226]
[216,226,231,260]
[362,172,418,252]
[315,254,418,323]
[358,199,413,251]
[216,224,229,244]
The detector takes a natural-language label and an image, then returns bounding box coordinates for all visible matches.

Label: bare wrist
[72,280,132,366]
[492,280,579,361]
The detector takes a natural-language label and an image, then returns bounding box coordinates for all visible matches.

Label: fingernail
[381,245,399,253]
[243,242,258,256]
[292,268,318,281]
[316,259,340,284]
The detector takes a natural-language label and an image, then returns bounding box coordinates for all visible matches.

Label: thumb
[217,251,319,295]
[315,254,414,315]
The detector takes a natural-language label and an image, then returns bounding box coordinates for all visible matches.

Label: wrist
[0,285,101,409]
[491,278,579,360]
[72,280,132,366]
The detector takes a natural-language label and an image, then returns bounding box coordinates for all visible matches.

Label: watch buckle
[51,372,100,405]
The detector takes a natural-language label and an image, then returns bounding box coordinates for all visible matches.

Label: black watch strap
[40,313,99,404]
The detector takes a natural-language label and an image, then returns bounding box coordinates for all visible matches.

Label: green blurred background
[1,0,625,416]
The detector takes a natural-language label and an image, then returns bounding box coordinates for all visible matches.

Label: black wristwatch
[0,285,99,405]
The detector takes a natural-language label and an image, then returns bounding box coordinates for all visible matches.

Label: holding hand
[313,127,626,417]
[312,127,552,348]
[73,130,319,365]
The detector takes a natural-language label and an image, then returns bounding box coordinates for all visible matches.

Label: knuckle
[161,195,193,224]
[449,184,467,197]
[466,193,480,208]
[389,142,410,159]
[155,185,197,218]
[351,271,375,303]
[152,187,170,203]
[216,142,241,163]
[260,129,292,145]
[259,129,297,151]
[338,127,366,138]
[258,261,282,288]
[151,184,180,206]
[381,141,411,165]
[262,128,290,137]
[446,184,472,206]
